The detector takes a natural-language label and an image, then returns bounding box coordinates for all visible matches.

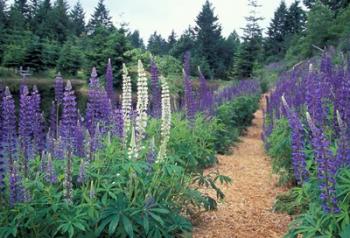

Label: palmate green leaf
[0,225,17,238]
[108,214,120,235]
[143,214,150,234]
[121,214,134,238]
[340,224,350,238]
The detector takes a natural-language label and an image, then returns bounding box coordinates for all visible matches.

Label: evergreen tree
[57,38,83,75]
[265,1,289,60]
[286,1,306,35]
[128,30,144,49]
[194,0,224,77]
[303,0,350,11]
[31,0,53,38]
[147,31,168,55]
[70,1,85,36]
[0,0,8,64]
[51,0,71,43]
[87,0,113,33]
[170,27,196,59]
[167,30,177,51]
[235,0,263,78]
[8,2,27,30]
[23,36,45,72]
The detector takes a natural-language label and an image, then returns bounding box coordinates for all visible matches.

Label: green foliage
[267,118,294,186]
[57,38,84,76]
[284,168,350,238]
[215,96,259,154]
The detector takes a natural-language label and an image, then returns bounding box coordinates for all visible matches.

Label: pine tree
[286,1,306,35]
[70,1,85,36]
[303,0,350,11]
[194,0,223,77]
[51,0,71,43]
[87,0,113,33]
[170,27,196,59]
[128,30,144,49]
[235,0,263,78]
[167,30,177,51]
[147,31,168,55]
[31,0,53,38]
[265,1,289,60]
[0,0,8,28]
[23,36,45,72]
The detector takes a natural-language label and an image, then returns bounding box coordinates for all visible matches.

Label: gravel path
[192,98,291,238]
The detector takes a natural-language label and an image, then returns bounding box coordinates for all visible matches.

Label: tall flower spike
[19,85,33,177]
[1,88,18,199]
[77,159,85,184]
[46,154,57,184]
[121,63,132,138]
[86,67,102,135]
[105,58,114,103]
[157,77,171,163]
[336,111,350,168]
[306,112,339,213]
[54,72,64,104]
[61,81,77,204]
[150,59,161,118]
[198,67,214,115]
[136,60,149,142]
[128,126,138,160]
[183,52,195,125]
[281,96,308,184]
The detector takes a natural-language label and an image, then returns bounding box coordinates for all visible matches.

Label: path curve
[192,97,291,238]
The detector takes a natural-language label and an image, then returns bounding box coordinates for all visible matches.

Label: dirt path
[192,98,291,238]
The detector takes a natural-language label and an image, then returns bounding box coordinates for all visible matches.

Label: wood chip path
[192,97,292,238]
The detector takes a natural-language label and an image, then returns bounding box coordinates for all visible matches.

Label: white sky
[19,0,298,41]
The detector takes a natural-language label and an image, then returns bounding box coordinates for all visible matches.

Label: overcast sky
[68,0,296,41]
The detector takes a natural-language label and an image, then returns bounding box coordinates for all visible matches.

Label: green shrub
[267,118,294,186]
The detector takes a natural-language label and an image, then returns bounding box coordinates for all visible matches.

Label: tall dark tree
[51,0,71,43]
[170,27,196,59]
[194,0,223,76]
[167,30,177,51]
[265,1,289,60]
[87,0,113,33]
[286,1,306,35]
[0,0,8,64]
[31,0,52,38]
[303,0,350,11]
[23,36,45,72]
[128,30,144,49]
[235,0,263,78]
[70,1,85,36]
[147,31,168,55]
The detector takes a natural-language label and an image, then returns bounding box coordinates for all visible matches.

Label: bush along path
[193,96,291,238]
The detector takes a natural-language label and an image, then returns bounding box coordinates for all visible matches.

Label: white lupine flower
[135,60,149,142]
[157,77,171,162]
[121,64,132,137]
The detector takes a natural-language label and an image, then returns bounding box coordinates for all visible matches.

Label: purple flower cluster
[263,54,350,213]
[183,51,196,125]
[105,58,114,103]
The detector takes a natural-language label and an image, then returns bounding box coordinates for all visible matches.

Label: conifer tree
[70,1,85,36]
[87,0,113,33]
[51,0,71,43]
[235,0,263,78]
[128,30,144,49]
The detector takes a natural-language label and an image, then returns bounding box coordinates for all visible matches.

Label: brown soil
[192,98,292,238]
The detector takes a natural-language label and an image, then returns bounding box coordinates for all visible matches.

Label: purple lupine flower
[306,112,339,213]
[33,113,46,156]
[2,87,18,173]
[99,89,113,133]
[198,67,214,115]
[46,154,57,184]
[105,58,114,103]
[88,123,101,161]
[150,60,161,118]
[54,72,64,104]
[61,81,77,204]
[60,81,78,151]
[49,101,58,138]
[9,165,25,206]
[336,111,350,168]
[19,85,34,177]
[73,120,85,158]
[86,67,101,135]
[1,87,18,198]
[113,108,124,138]
[40,151,47,173]
[282,96,308,184]
[77,159,85,184]
[53,137,65,160]
[183,51,195,125]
